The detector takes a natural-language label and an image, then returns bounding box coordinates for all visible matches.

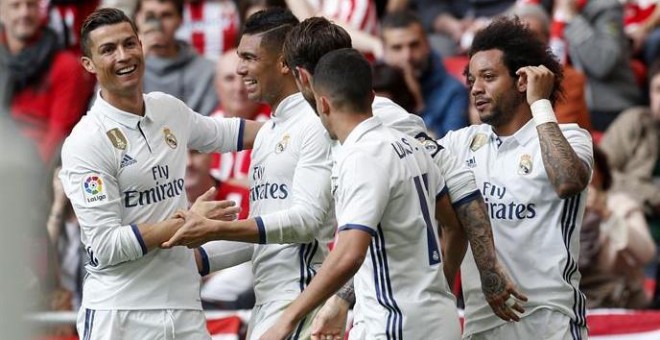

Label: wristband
[530,99,558,126]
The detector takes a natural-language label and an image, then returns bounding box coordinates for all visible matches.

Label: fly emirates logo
[123,165,185,208]
[482,182,536,220]
[250,165,289,202]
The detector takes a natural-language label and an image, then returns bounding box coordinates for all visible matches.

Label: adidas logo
[120,154,137,168]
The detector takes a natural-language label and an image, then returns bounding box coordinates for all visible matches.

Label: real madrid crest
[275,133,290,154]
[518,154,533,175]
[106,128,127,150]
[470,133,488,151]
[163,128,178,149]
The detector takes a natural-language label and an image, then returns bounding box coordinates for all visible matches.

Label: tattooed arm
[517,65,591,198]
[436,193,467,288]
[453,194,527,322]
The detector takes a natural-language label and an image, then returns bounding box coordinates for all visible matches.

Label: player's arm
[309,278,353,340]
[435,192,467,288]
[260,229,371,340]
[517,66,592,198]
[163,123,333,248]
[195,241,254,276]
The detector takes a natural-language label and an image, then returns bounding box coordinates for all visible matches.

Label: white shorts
[246,300,320,340]
[76,308,210,340]
[463,309,588,340]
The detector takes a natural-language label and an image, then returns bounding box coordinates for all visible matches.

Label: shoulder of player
[144,91,188,111]
[557,122,591,141]
[440,124,485,145]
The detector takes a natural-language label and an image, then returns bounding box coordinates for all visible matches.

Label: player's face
[650,73,660,123]
[382,23,430,77]
[82,22,144,98]
[0,0,41,42]
[237,33,285,106]
[216,50,261,119]
[467,49,524,128]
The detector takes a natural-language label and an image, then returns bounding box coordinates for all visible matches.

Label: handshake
[161,187,243,249]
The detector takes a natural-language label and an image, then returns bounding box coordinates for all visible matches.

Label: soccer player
[280,16,525,338]
[163,9,335,339]
[260,48,461,340]
[58,8,260,339]
[439,17,592,339]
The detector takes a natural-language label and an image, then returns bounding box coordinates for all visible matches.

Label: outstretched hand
[482,263,528,322]
[162,209,218,249]
[311,297,350,340]
[190,187,241,221]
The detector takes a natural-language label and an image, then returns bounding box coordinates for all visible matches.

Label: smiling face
[81,22,144,99]
[216,49,261,118]
[467,49,525,128]
[236,33,285,106]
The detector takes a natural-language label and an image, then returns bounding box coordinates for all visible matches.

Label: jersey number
[413,174,441,266]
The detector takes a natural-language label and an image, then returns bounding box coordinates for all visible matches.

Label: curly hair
[467,16,564,105]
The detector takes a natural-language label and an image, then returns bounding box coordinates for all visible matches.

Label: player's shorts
[246,299,320,340]
[463,308,588,340]
[76,308,210,340]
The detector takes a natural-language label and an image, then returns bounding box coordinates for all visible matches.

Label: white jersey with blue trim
[248,93,334,306]
[59,91,243,310]
[439,121,593,336]
[335,117,459,339]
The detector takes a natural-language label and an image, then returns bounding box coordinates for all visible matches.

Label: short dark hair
[313,48,372,113]
[467,16,564,105]
[242,8,298,55]
[238,0,286,24]
[381,10,422,32]
[81,8,138,57]
[372,62,416,113]
[283,16,351,75]
[135,0,184,17]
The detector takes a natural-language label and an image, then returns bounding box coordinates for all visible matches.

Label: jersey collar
[343,116,382,146]
[90,91,151,129]
[489,118,537,147]
[271,92,307,123]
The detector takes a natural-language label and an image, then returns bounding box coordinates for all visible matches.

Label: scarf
[0,26,60,109]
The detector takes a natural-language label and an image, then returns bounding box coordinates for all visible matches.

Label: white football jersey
[59,92,243,310]
[248,93,334,305]
[439,121,593,336]
[335,117,460,339]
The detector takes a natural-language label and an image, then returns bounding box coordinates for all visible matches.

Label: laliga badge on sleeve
[518,154,533,175]
[82,174,107,206]
[164,128,178,149]
[470,133,488,151]
[106,128,127,150]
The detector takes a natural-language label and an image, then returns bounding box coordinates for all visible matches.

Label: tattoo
[537,124,589,198]
[456,198,504,299]
[335,278,356,305]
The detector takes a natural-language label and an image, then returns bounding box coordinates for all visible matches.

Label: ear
[319,95,331,116]
[279,55,290,74]
[81,56,97,74]
[516,73,527,93]
[298,67,312,87]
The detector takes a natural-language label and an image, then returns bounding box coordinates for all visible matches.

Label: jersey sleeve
[179,96,244,153]
[428,129,480,206]
[198,241,254,275]
[335,152,389,236]
[255,122,333,244]
[59,134,145,269]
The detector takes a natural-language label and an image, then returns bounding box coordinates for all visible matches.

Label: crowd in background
[1,0,660,336]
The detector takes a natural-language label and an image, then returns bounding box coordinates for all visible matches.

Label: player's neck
[268,80,299,113]
[492,107,533,136]
[335,111,372,144]
[101,89,146,116]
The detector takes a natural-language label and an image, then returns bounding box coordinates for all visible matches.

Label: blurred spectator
[210,48,270,186]
[135,0,218,115]
[515,2,592,131]
[284,0,382,58]
[408,0,518,56]
[0,0,93,162]
[555,0,641,131]
[184,149,254,310]
[175,0,240,62]
[237,0,286,24]
[381,10,468,138]
[579,146,655,309]
[624,0,660,67]
[46,0,100,53]
[600,59,660,308]
[372,61,417,114]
